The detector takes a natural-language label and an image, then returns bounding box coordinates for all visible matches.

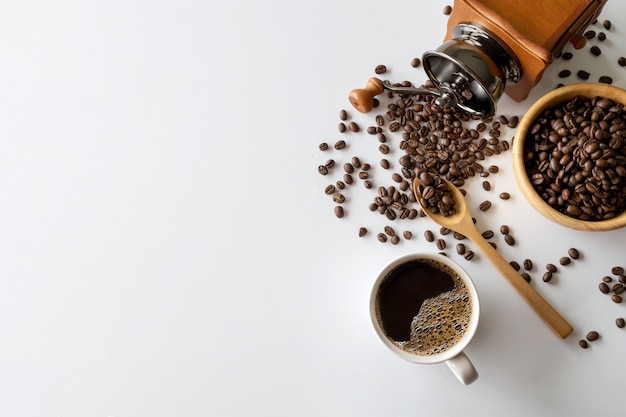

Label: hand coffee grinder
[349,0,607,118]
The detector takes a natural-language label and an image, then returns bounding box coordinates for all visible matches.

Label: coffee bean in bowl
[512,83,626,231]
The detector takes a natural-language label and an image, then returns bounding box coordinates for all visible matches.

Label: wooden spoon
[413,177,574,339]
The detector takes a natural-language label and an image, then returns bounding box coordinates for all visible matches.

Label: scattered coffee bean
[380,158,390,169]
[603,276,613,283]
[338,122,346,133]
[410,57,421,68]
[504,234,515,246]
[499,192,510,200]
[568,248,580,260]
[543,271,553,282]
[576,70,590,80]
[334,206,344,218]
[482,180,491,191]
[319,142,329,151]
[612,266,625,275]
[318,165,329,175]
[616,318,625,328]
[481,230,494,239]
[584,30,596,39]
[558,69,571,78]
[590,45,601,56]
[391,235,400,245]
[364,180,372,189]
[339,109,348,121]
[586,331,600,341]
[523,259,533,271]
[325,184,336,195]
[464,250,475,261]
[579,340,589,349]
[379,144,390,154]
[561,52,573,60]
[436,238,446,250]
[546,263,558,273]
[358,227,367,237]
[602,19,611,30]
[343,173,353,184]
[510,261,521,271]
[521,273,531,283]
[456,243,466,255]
[374,64,387,74]
[377,233,387,243]
[443,4,452,15]
[424,230,435,242]
[403,231,412,240]
[599,282,611,294]
[598,75,613,84]
[348,121,360,132]
[384,225,395,236]
[612,294,623,304]
[598,31,606,41]
[334,140,346,150]
[560,257,571,266]
[500,225,510,235]
[619,56,626,67]
[479,200,492,211]
[613,283,624,294]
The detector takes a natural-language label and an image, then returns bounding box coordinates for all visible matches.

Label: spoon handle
[466,228,574,339]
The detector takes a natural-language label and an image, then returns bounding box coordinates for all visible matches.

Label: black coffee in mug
[374,258,473,356]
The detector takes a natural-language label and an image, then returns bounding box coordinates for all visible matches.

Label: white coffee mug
[370,253,480,385]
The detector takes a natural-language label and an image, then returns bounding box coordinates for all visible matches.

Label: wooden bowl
[512,83,626,231]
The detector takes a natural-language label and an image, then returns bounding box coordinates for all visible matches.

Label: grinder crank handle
[348,77,439,113]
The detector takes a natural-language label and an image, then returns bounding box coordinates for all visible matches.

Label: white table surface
[2,1,626,416]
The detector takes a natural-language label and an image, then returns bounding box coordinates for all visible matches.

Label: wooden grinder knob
[349,77,385,113]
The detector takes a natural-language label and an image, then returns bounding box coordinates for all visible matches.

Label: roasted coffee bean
[318,165,329,175]
[411,57,421,68]
[380,158,390,169]
[325,184,336,195]
[391,235,400,245]
[482,180,491,191]
[599,75,613,84]
[374,64,387,74]
[613,284,625,294]
[403,231,412,240]
[379,144,390,154]
[424,230,435,242]
[456,243,466,255]
[479,200,492,211]
[523,259,533,271]
[343,174,353,184]
[599,282,611,294]
[579,340,588,349]
[586,331,600,341]
[334,140,346,150]
[603,19,611,30]
[336,180,345,190]
[364,180,372,189]
[361,163,370,171]
[568,248,580,259]
[358,171,369,180]
[612,266,625,275]
[598,31,606,41]
[384,225,395,236]
[616,318,625,328]
[584,30,596,39]
[542,271,553,282]
[436,238,446,250]
[333,194,345,204]
[489,242,497,249]
[499,192,510,200]
[343,163,354,173]
[612,294,623,304]
[338,122,346,133]
[348,121,360,132]
[377,233,387,243]
[561,52,573,60]
[334,206,344,218]
[504,234,515,246]
[453,232,465,240]
[339,109,348,121]
[621,275,626,284]
[619,56,626,67]
[576,70,590,80]
[481,230,494,239]
[319,142,329,151]
[358,227,367,237]
[558,69,571,78]
[500,225,510,235]
[559,257,571,266]
[521,273,531,283]
[366,126,378,135]
[590,45,601,56]
[464,250,474,260]
[603,276,613,283]
[510,261,521,271]
[443,4,452,15]
[546,263,558,273]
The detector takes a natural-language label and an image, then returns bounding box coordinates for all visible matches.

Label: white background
[1,1,626,416]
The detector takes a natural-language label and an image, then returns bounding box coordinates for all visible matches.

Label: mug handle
[445,352,478,385]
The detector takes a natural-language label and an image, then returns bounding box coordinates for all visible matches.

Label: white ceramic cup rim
[370,252,480,364]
